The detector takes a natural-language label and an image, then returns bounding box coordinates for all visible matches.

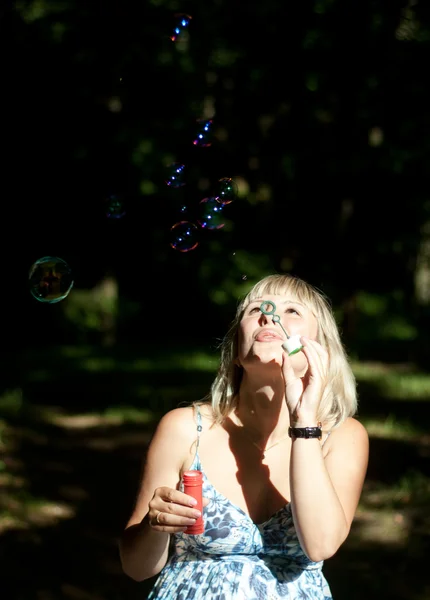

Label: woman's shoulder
[156,401,214,435]
[327,416,369,449]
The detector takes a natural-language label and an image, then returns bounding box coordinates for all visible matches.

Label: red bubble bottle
[183,470,204,534]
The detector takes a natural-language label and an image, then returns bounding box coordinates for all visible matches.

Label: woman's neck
[233,374,291,442]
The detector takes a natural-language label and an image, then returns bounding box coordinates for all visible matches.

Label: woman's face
[237,293,318,371]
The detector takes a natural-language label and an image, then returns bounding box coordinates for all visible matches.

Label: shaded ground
[0,345,429,600]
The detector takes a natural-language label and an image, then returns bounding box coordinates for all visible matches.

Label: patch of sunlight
[46,406,154,429]
[0,497,75,533]
[384,374,430,400]
[352,361,411,378]
[131,351,216,372]
[361,415,421,440]
[378,318,417,340]
[349,506,409,547]
[0,388,23,415]
[16,0,70,23]
[71,351,217,374]
[80,357,117,372]
[174,352,218,371]
[362,470,430,512]
[352,362,430,400]
[103,406,154,424]
[0,469,75,533]
[58,346,94,358]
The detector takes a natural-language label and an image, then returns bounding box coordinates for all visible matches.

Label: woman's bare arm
[119,407,199,581]
[290,417,369,562]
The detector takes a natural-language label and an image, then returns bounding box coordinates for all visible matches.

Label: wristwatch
[288,424,322,439]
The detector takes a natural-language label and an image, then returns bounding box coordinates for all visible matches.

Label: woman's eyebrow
[280,299,305,307]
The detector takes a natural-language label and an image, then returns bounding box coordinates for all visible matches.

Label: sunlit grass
[23,346,219,379]
[363,469,430,509]
[1,355,429,553]
[46,405,156,429]
[352,361,430,400]
[0,388,24,415]
[0,465,75,533]
[359,414,423,440]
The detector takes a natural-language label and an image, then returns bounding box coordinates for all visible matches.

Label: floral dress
[147,407,333,599]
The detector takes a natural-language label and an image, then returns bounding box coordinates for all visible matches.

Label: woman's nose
[258,311,271,325]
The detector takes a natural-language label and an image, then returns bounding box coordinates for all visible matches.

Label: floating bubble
[165,163,186,188]
[105,194,126,219]
[193,119,213,148]
[171,13,192,42]
[170,221,199,252]
[197,197,225,230]
[216,177,237,205]
[29,256,74,304]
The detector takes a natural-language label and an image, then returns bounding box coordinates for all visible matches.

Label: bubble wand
[259,300,303,356]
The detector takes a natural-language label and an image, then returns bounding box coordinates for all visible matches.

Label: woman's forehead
[246,282,308,303]
[242,290,313,312]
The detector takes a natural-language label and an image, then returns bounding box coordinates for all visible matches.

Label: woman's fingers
[150,509,197,532]
[301,338,328,377]
[148,487,207,531]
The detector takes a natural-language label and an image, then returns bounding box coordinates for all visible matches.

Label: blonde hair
[206,274,357,428]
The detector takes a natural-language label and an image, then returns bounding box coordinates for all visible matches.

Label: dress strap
[192,404,203,470]
[195,404,203,451]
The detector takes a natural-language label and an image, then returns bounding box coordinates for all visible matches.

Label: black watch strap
[288,425,322,439]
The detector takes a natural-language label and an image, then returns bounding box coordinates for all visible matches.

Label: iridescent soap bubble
[170,221,199,252]
[216,177,237,205]
[197,197,225,230]
[105,194,126,219]
[193,119,213,148]
[170,13,192,42]
[165,163,186,188]
[29,256,74,304]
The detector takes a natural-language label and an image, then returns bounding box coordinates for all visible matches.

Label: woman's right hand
[147,486,208,533]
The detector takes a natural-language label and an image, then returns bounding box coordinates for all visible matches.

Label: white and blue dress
[147,406,332,599]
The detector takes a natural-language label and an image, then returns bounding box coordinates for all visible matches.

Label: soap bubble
[193,119,213,148]
[171,13,192,42]
[170,221,199,252]
[197,197,225,229]
[105,194,126,219]
[165,163,186,188]
[216,177,237,205]
[29,256,74,303]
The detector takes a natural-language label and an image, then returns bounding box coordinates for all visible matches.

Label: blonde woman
[119,274,369,599]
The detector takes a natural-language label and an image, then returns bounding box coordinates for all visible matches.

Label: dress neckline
[194,462,292,527]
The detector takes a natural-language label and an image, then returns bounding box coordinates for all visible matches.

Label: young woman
[119,273,369,599]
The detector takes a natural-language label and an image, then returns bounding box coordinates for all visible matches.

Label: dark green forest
[1,1,429,599]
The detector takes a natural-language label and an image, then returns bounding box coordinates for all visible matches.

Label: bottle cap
[183,470,203,486]
[282,335,303,356]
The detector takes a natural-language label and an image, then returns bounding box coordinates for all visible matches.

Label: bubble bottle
[183,470,204,534]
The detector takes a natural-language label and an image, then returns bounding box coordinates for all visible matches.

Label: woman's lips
[255,330,283,342]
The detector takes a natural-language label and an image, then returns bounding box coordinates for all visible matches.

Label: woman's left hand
[281,336,329,424]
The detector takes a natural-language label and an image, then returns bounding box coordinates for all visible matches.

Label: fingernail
[189,499,197,506]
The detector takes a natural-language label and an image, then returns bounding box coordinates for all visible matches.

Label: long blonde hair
[206,274,357,428]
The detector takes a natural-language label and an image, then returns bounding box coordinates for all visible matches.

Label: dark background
[1,1,429,599]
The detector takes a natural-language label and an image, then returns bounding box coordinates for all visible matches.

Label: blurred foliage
[5,0,430,362]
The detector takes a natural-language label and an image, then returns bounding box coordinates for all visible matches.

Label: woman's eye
[249,306,259,313]
[285,307,300,315]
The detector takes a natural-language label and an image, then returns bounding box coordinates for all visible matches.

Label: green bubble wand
[259,300,303,356]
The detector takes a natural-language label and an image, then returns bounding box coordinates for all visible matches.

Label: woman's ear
[234,358,242,367]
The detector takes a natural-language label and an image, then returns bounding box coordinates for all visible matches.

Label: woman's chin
[251,349,283,366]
